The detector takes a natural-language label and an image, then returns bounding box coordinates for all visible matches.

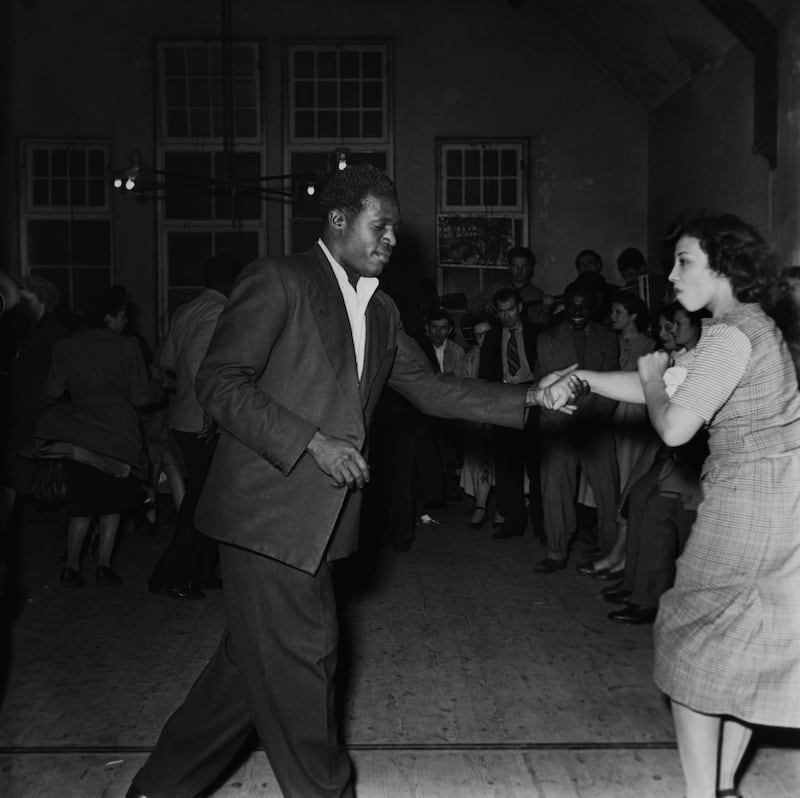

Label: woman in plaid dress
[568,213,800,798]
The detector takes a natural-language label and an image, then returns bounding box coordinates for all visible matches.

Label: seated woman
[32,285,163,586]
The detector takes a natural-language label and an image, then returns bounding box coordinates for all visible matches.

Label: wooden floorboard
[1,497,799,795]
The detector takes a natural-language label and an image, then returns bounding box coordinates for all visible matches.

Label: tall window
[285,41,392,253]
[19,139,113,313]
[437,139,528,301]
[156,40,264,324]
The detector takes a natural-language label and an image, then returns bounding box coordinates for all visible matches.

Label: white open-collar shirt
[318,239,379,380]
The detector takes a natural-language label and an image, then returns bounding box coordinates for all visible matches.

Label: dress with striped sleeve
[653,302,800,726]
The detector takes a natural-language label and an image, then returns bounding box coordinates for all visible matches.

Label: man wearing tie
[479,288,543,539]
[127,165,575,798]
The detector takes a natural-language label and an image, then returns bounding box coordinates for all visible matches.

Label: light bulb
[306,184,316,196]
[113,177,123,189]
[125,177,136,191]
[337,152,347,171]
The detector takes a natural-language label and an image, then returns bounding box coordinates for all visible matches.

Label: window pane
[341,81,359,108]
[232,46,255,76]
[483,149,499,176]
[164,152,212,219]
[341,111,359,138]
[32,179,50,206]
[52,180,68,206]
[188,77,209,106]
[168,232,213,285]
[317,81,337,107]
[189,109,212,138]
[163,46,185,76]
[464,150,481,177]
[501,149,517,175]
[464,178,481,206]
[186,47,209,75]
[295,110,316,138]
[166,110,189,138]
[294,81,315,108]
[88,150,106,177]
[484,180,499,206]
[317,51,337,79]
[71,179,87,206]
[362,111,382,138]
[165,77,187,105]
[362,81,382,107]
[294,50,314,79]
[234,110,257,139]
[51,150,67,176]
[446,150,462,177]
[70,150,86,177]
[72,220,111,264]
[340,51,359,78]
[88,178,105,206]
[73,267,112,313]
[362,51,382,77]
[445,180,462,206]
[501,179,517,206]
[27,220,69,264]
[32,149,49,175]
[317,110,337,138]
[233,77,255,107]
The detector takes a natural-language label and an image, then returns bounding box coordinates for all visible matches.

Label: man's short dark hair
[617,247,646,274]
[426,306,453,326]
[493,288,521,307]
[563,279,596,307]
[317,164,396,215]
[506,246,536,267]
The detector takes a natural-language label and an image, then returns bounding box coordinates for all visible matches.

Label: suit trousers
[492,411,542,534]
[539,429,619,561]
[134,544,354,798]
[149,430,219,589]
[622,463,696,608]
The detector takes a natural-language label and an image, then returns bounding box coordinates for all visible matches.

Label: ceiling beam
[699,0,778,168]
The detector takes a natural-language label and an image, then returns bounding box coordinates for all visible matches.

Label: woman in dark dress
[33,286,162,586]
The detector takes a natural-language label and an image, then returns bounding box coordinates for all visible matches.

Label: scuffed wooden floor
[1,499,798,796]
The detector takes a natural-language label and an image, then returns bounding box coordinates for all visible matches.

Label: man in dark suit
[533,280,620,573]
[128,165,576,798]
[479,288,543,538]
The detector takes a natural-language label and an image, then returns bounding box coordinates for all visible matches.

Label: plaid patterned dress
[653,303,800,726]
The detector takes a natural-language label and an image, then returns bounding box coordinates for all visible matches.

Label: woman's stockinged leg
[671,700,721,798]
[717,717,753,795]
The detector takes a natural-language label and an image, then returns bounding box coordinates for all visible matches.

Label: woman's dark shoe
[593,567,625,581]
[607,605,657,625]
[468,506,487,529]
[60,567,85,587]
[576,561,606,576]
[603,588,632,604]
[95,566,122,586]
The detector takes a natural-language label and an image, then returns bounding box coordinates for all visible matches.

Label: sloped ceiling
[534,0,786,111]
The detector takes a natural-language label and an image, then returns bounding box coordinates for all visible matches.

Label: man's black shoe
[149,582,205,600]
[534,557,566,574]
[607,605,657,625]
[603,588,632,604]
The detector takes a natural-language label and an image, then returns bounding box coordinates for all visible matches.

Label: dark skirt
[64,460,146,517]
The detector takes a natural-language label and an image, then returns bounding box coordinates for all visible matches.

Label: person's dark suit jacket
[478,321,541,383]
[194,244,528,575]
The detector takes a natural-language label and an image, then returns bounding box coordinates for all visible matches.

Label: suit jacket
[194,244,528,574]
[479,321,540,383]
[416,336,466,375]
[534,320,619,429]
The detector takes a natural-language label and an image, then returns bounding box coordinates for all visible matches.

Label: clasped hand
[531,364,583,413]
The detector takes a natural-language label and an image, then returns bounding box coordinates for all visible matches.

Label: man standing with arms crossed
[128,165,575,798]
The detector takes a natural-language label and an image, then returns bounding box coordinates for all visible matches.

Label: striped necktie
[506,331,520,377]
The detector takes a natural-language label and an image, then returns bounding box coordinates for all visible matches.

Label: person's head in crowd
[493,288,523,330]
[204,254,244,297]
[425,306,454,347]
[610,290,649,335]
[617,247,647,285]
[575,249,604,275]
[563,281,594,331]
[656,304,678,352]
[506,246,536,289]
[664,212,772,311]
[0,269,20,318]
[672,305,705,351]
[472,314,494,349]
[85,285,129,334]
[317,163,399,283]
[16,274,61,324]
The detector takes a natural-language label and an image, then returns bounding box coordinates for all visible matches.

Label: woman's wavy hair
[664,212,776,303]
